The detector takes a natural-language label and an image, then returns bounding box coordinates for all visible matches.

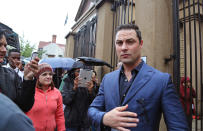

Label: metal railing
[173,0,203,130]
[73,17,97,58]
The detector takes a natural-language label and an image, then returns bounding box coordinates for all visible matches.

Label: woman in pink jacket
[26,63,65,131]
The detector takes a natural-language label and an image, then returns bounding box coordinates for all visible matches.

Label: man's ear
[140,40,143,47]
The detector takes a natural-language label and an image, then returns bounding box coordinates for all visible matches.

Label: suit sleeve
[15,76,36,112]
[162,75,189,131]
[88,76,106,129]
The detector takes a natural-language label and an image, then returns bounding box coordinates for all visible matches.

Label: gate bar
[197,0,203,130]
[192,0,198,130]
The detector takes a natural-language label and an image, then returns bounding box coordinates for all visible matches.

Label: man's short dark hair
[115,24,142,43]
[0,29,5,39]
[8,49,20,56]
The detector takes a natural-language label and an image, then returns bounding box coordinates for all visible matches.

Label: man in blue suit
[88,24,189,131]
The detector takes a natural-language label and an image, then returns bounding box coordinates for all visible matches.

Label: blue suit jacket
[88,63,189,131]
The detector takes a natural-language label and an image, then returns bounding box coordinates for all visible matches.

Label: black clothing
[62,74,96,128]
[0,66,36,112]
[0,93,35,131]
[119,61,144,103]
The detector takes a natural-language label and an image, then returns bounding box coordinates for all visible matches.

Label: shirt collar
[120,60,144,74]
[6,63,18,70]
[36,86,52,93]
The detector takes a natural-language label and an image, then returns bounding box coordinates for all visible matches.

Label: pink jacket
[26,87,65,131]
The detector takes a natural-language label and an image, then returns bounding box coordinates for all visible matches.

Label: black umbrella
[77,56,112,68]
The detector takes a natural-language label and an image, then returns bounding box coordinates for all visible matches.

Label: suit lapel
[109,70,121,106]
[122,63,154,105]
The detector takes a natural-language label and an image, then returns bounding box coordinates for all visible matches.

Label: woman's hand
[73,76,79,90]
[86,80,94,93]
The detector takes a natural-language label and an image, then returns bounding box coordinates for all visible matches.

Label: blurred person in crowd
[180,77,196,126]
[1,57,7,65]
[92,70,100,95]
[53,68,64,89]
[0,93,34,131]
[0,28,39,112]
[18,60,25,72]
[4,48,24,80]
[59,73,67,92]
[26,63,65,131]
[62,61,96,131]
[88,24,188,131]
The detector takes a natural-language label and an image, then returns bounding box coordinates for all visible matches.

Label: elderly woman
[26,63,65,131]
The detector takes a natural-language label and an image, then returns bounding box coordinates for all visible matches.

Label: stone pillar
[94,1,114,81]
[65,32,75,58]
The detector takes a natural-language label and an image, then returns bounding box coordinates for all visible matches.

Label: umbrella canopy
[39,57,75,70]
[77,56,112,68]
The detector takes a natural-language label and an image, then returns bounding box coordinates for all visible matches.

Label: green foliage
[19,35,36,57]
[38,49,46,59]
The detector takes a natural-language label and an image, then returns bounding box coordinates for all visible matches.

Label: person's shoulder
[0,93,24,119]
[52,88,63,100]
[100,70,119,81]
[105,69,120,77]
[1,66,16,73]
[143,63,171,80]
[53,87,62,94]
[144,63,169,74]
[0,93,34,130]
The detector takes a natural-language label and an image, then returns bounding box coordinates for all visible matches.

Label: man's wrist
[101,113,110,130]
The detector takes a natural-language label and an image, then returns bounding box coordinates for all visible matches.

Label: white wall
[42,43,65,58]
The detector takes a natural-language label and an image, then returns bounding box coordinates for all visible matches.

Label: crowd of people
[0,24,196,131]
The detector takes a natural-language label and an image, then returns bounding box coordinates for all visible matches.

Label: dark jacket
[0,93,35,131]
[62,74,96,128]
[0,66,36,112]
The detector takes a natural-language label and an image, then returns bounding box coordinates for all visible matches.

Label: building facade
[38,35,65,59]
[65,0,203,130]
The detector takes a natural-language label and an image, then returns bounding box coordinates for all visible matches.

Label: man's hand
[103,105,139,131]
[24,57,39,80]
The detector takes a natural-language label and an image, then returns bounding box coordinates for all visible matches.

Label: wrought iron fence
[111,0,203,130]
[173,0,203,130]
[110,0,136,70]
[73,17,97,58]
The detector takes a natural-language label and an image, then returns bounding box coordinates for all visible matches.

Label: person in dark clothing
[62,61,96,131]
[0,29,39,112]
[53,68,64,89]
[0,93,35,131]
[4,49,24,81]
[92,70,100,95]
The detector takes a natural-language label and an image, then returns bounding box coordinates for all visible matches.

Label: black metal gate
[111,0,203,130]
[110,0,136,70]
[73,17,97,58]
[173,0,203,130]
